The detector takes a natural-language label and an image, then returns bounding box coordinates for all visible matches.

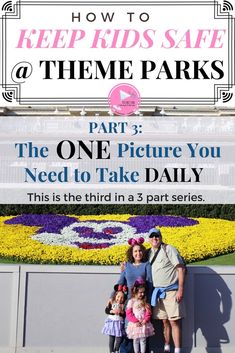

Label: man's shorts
[152,290,186,321]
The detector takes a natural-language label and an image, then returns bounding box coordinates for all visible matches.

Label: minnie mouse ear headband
[114,284,128,295]
[128,237,145,246]
[133,277,146,287]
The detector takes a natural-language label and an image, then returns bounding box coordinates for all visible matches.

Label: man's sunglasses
[149,233,161,239]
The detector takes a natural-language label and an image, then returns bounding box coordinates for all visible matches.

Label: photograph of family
[0,204,234,353]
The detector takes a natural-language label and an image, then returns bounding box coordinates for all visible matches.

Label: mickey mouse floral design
[1,214,235,264]
[5,214,198,250]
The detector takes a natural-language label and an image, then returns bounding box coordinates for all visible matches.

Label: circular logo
[108,83,141,115]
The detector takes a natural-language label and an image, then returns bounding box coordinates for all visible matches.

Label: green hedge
[0,204,234,220]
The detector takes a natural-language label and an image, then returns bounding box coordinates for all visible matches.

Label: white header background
[0,0,234,106]
[0,115,234,204]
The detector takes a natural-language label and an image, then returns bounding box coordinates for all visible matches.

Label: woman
[114,237,153,353]
[117,237,152,299]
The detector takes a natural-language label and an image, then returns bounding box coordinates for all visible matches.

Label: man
[147,228,186,353]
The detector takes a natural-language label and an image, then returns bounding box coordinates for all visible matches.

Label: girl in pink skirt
[126,279,154,353]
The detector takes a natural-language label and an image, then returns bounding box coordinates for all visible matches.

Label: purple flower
[73,227,116,240]
[5,214,77,234]
[5,214,198,250]
[72,242,114,249]
[103,227,123,234]
[128,215,198,233]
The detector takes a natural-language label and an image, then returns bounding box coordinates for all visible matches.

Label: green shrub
[0,204,234,220]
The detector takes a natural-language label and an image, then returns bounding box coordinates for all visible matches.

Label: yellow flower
[0,215,234,265]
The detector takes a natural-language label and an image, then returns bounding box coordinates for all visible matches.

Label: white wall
[0,265,234,353]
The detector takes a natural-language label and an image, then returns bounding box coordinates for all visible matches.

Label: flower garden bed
[0,214,234,265]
